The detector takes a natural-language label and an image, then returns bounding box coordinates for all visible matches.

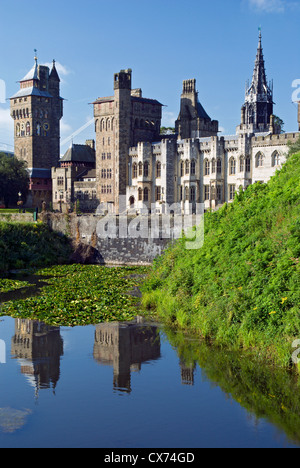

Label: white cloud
[247,0,285,12]
[0,107,14,150]
[43,61,71,77]
[162,111,177,128]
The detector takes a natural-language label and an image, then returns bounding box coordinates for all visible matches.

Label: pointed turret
[239,30,275,134]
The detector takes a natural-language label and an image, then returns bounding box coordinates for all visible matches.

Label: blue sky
[0,0,299,155]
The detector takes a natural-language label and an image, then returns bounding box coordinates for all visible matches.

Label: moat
[0,314,300,448]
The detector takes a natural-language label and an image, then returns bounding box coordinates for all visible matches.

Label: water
[0,315,299,448]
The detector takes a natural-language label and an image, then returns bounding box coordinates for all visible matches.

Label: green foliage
[0,153,29,207]
[288,136,300,156]
[0,221,72,274]
[141,152,300,367]
[0,264,149,327]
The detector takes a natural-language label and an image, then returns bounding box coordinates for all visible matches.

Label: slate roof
[60,144,95,164]
[11,86,53,99]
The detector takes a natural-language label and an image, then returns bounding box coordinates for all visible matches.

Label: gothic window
[111,118,114,131]
[239,157,244,172]
[144,187,149,202]
[156,161,161,178]
[217,158,222,174]
[26,122,30,136]
[185,186,189,201]
[36,122,41,136]
[139,162,143,177]
[16,124,20,137]
[211,158,216,174]
[191,159,196,176]
[185,160,190,175]
[95,119,99,132]
[217,185,222,201]
[92,190,97,199]
[144,161,149,177]
[155,186,161,201]
[229,184,236,200]
[245,157,251,172]
[272,152,280,167]
[138,187,143,201]
[180,161,184,177]
[204,185,210,201]
[255,152,264,167]
[107,119,111,131]
[204,159,210,176]
[229,158,236,175]
[190,186,196,202]
[133,163,138,179]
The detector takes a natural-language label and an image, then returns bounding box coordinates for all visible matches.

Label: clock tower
[10,53,63,208]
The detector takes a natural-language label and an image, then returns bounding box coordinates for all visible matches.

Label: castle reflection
[11,319,63,397]
[93,318,161,393]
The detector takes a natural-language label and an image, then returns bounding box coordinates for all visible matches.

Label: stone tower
[240,31,274,134]
[10,54,63,207]
[175,78,218,139]
[93,69,162,214]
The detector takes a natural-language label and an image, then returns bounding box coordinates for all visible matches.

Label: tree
[0,153,30,208]
[288,136,300,156]
[273,115,285,134]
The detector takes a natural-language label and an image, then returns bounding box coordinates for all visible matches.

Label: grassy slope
[0,221,72,274]
[142,152,300,367]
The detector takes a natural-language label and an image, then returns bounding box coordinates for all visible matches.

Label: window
[101,169,107,178]
[107,153,111,160]
[156,161,161,178]
[144,161,149,178]
[102,153,106,160]
[144,187,149,202]
[245,157,251,172]
[107,169,112,179]
[155,186,161,201]
[180,161,184,177]
[211,159,216,174]
[239,157,244,172]
[272,152,280,167]
[204,159,210,176]
[217,158,222,174]
[229,158,236,175]
[138,187,143,201]
[191,159,196,176]
[133,163,138,179]
[185,160,189,175]
[139,162,143,177]
[217,185,222,201]
[204,185,210,201]
[229,184,236,200]
[190,186,196,202]
[256,152,264,167]
[57,176,64,186]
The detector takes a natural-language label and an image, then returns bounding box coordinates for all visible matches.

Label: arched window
[272,152,280,167]
[185,186,189,201]
[217,158,222,174]
[156,161,161,178]
[180,161,184,177]
[144,187,149,202]
[133,163,138,179]
[129,196,135,207]
[256,152,264,167]
[229,158,236,175]
[211,158,216,174]
[138,187,143,201]
[190,186,196,202]
[138,162,143,177]
[95,119,99,132]
[191,159,196,176]
[144,161,149,178]
[16,124,20,137]
[245,157,251,172]
[239,157,244,172]
[185,160,189,175]
[204,159,210,176]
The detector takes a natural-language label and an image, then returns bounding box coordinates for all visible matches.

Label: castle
[10,33,300,213]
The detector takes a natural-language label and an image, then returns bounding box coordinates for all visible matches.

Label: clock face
[43,122,50,131]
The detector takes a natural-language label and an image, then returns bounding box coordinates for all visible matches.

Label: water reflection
[93,319,161,393]
[11,319,63,396]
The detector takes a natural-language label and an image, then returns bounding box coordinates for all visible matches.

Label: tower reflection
[11,319,63,397]
[93,318,161,393]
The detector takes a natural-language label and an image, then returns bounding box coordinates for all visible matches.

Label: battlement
[252,132,300,146]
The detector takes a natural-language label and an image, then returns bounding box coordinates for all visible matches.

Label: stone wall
[41,212,175,265]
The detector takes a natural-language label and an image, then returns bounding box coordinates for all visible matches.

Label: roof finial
[34,49,38,62]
